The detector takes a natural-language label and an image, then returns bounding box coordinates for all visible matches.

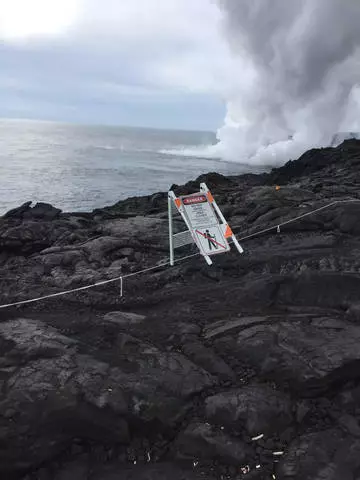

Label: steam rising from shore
[212,0,360,164]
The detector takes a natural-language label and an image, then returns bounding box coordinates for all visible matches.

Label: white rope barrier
[0,198,359,310]
[0,277,122,309]
[234,199,360,241]
[0,251,200,309]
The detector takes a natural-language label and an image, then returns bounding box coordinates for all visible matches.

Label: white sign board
[182,194,218,229]
[168,183,243,266]
[180,192,230,257]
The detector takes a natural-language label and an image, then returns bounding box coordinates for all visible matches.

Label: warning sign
[195,226,230,256]
[168,182,243,266]
[179,191,230,257]
[182,193,218,229]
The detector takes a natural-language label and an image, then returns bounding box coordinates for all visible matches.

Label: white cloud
[69,0,233,94]
[0,0,231,129]
[0,0,79,40]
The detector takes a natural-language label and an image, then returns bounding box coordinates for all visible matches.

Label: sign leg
[168,195,175,266]
[232,235,244,254]
[204,255,213,266]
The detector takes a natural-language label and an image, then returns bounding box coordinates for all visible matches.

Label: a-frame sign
[168,183,243,265]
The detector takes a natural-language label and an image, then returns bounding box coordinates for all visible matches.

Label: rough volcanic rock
[1,139,360,478]
[269,139,360,185]
[181,341,235,381]
[277,272,360,309]
[3,201,32,219]
[0,319,128,477]
[100,216,168,247]
[3,202,62,221]
[93,192,168,218]
[103,311,146,326]
[173,422,251,466]
[277,429,360,480]
[213,315,360,396]
[83,236,127,264]
[0,318,214,478]
[205,383,293,437]
[0,221,58,254]
[24,202,62,220]
[54,461,218,480]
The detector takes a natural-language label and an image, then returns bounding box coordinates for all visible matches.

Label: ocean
[0,119,256,215]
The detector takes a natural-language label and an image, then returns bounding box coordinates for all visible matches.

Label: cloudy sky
[0,0,234,131]
[1,0,359,160]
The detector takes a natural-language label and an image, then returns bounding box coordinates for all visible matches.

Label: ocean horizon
[0,118,260,214]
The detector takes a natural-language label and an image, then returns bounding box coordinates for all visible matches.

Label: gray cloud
[213,0,360,164]
[0,0,228,130]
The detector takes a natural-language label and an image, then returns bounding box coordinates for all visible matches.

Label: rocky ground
[1,139,360,479]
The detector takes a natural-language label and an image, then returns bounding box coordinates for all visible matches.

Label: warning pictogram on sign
[195,226,230,256]
[168,183,243,265]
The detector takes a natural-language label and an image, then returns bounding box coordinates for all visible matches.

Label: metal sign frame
[168,182,243,266]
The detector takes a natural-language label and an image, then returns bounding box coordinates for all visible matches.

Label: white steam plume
[212,0,360,165]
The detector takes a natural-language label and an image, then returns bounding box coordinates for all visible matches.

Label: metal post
[120,277,123,297]
[231,236,244,254]
[168,194,175,266]
[205,255,213,266]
